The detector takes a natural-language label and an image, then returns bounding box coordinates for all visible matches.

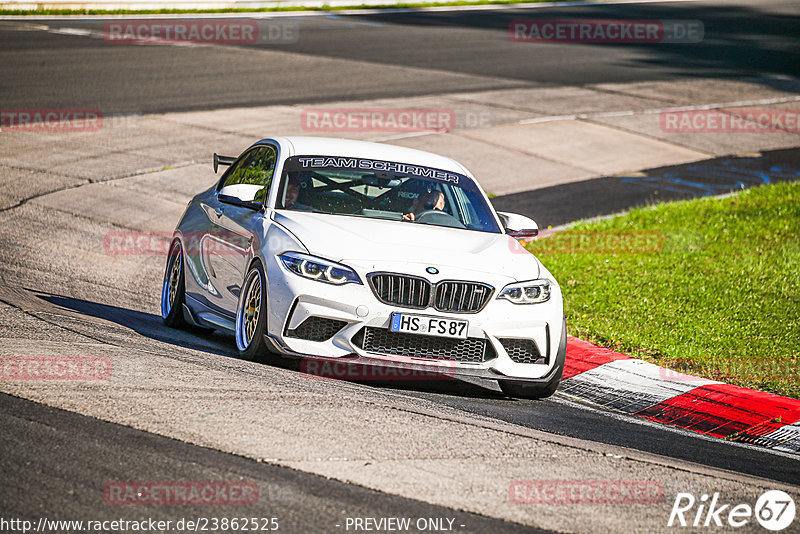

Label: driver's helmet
[397,179,440,212]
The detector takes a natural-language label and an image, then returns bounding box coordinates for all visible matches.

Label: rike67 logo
[668,490,795,531]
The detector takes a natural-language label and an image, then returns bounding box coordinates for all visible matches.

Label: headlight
[497,279,551,304]
[278,252,362,285]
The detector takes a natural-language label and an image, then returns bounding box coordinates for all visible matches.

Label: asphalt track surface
[2,1,800,531]
[1,0,799,113]
[0,393,549,533]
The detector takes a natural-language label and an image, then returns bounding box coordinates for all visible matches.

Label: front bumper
[264,255,564,381]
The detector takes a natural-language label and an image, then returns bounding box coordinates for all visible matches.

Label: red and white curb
[560,337,800,453]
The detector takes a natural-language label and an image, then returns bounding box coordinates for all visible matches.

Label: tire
[161,240,190,329]
[235,261,270,361]
[499,318,567,399]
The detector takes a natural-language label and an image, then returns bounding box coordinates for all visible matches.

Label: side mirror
[218,181,266,211]
[498,211,539,238]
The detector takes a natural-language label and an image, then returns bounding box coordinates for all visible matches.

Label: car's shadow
[34,291,237,358]
[32,290,505,400]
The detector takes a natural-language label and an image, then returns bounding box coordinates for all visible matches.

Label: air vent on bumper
[286,316,348,342]
[498,338,546,364]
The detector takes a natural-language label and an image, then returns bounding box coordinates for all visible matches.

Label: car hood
[272,211,540,281]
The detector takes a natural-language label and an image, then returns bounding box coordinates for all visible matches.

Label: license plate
[389,312,468,339]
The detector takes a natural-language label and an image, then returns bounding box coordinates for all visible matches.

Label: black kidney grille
[368,273,493,313]
[369,273,430,308]
[354,327,496,363]
[434,281,493,313]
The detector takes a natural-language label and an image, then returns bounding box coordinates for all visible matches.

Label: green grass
[529,181,800,399]
[0,0,555,16]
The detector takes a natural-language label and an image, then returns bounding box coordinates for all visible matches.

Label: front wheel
[235,261,270,361]
[161,240,189,329]
[499,318,567,399]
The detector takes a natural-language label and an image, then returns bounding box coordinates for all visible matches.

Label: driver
[403,189,445,221]
[283,176,314,211]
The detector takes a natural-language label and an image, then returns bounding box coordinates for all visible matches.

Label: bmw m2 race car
[161,137,566,398]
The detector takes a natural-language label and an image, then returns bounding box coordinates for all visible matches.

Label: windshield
[277,156,501,234]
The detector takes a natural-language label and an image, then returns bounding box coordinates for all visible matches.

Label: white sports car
[162,137,566,398]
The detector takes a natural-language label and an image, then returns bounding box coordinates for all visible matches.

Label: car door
[200,144,277,318]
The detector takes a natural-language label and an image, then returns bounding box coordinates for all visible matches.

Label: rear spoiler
[213,153,236,173]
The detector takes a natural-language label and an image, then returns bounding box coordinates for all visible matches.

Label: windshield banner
[285,156,467,186]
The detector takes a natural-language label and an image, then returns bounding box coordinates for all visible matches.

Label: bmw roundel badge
[426,267,439,275]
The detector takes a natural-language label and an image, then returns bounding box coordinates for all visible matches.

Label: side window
[218,145,277,204]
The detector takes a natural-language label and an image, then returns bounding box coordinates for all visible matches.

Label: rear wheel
[236,261,270,361]
[161,240,189,329]
[499,318,567,399]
